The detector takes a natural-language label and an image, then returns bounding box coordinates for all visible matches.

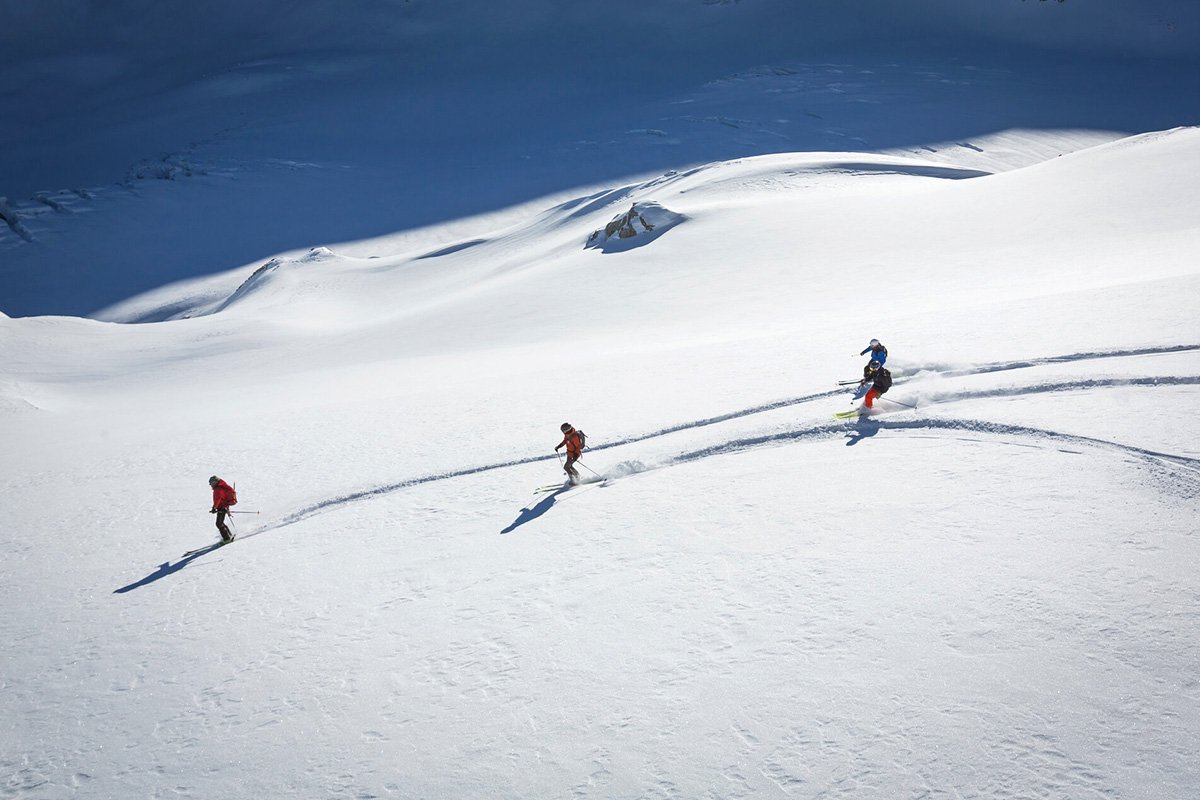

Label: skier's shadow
[113,543,222,593]
[845,416,882,446]
[501,488,568,534]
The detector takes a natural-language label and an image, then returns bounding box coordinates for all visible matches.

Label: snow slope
[4,2,1200,798]
[3,115,1200,798]
[2,0,1199,317]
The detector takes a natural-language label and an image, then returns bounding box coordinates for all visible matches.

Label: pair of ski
[534,481,577,495]
[835,379,870,420]
[183,510,257,555]
[835,378,916,419]
[830,410,888,422]
[834,400,917,420]
[182,537,234,557]
[533,478,607,495]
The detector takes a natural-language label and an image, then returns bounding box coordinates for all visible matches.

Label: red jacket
[557,430,583,459]
[211,480,237,510]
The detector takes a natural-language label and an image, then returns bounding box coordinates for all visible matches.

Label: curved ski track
[232,345,1200,540]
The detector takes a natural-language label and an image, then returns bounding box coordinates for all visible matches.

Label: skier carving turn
[555,423,586,486]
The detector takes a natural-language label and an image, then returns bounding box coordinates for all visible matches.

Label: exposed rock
[585,201,685,253]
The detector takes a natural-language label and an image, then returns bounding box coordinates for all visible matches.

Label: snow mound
[585,201,685,253]
[0,379,38,413]
[216,246,338,313]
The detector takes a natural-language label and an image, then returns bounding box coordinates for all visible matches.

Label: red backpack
[216,480,237,507]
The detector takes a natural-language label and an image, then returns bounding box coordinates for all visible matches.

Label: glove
[210,508,217,514]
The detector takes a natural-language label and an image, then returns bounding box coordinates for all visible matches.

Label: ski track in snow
[909,343,1200,379]
[677,416,1200,487]
[235,345,1200,539]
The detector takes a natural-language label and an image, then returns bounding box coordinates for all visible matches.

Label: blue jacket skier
[860,338,887,367]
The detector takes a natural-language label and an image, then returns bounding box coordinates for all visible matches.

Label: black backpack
[576,430,587,450]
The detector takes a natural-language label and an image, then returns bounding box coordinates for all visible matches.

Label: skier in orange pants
[862,362,893,409]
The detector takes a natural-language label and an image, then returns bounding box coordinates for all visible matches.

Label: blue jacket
[860,343,887,365]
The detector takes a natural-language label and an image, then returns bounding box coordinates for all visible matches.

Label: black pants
[564,455,581,483]
[215,508,232,541]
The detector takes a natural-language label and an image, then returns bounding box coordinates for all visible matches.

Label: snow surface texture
[2,2,1200,799]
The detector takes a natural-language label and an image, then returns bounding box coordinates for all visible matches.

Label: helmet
[868,359,881,371]
[560,423,572,433]
[869,338,880,348]
[208,475,220,486]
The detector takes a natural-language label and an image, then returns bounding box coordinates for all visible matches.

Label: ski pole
[577,460,603,478]
[228,510,260,515]
[880,397,918,410]
[837,380,863,386]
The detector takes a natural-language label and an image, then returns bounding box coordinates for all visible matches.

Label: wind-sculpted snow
[792,161,990,181]
[213,247,338,315]
[0,195,43,244]
[415,238,488,260]
[0,378,39,414]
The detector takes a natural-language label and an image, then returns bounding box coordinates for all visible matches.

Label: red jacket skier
[209,476,237,543]
[555,423,585,485]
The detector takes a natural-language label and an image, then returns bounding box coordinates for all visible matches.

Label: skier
[555,423,585,486]
[208,475,237,543]
[862,362,893,410]
[860,338,887,370]
[858,358,878,388]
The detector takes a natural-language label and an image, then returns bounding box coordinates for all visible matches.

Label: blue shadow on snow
[113,542,224,593]
[500,489,567,535]
[845,415,882,446]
